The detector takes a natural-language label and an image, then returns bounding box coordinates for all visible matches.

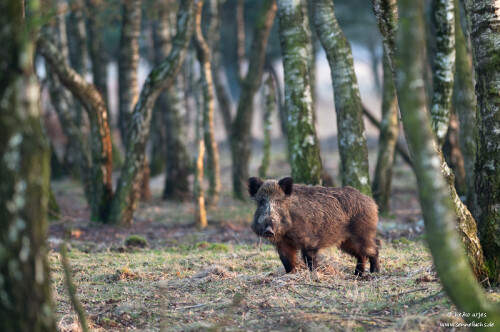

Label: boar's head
[248,177,294,239]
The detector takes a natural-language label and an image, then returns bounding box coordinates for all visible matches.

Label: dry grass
[49,238,499,331]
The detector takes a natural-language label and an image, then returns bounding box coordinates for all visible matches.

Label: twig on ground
[297,283,339,291]
[385,287,428,299]
[61,231,89,332]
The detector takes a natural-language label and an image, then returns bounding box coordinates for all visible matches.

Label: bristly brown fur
[249,177,381,276]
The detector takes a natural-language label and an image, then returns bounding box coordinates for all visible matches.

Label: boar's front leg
[276,243,298,273]
[301,248,318,271]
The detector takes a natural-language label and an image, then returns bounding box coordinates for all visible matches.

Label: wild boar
[249,176,380,276]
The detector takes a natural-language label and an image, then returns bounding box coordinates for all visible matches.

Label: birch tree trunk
[118,0,151,201]
[443,109,467,195]
[310,0,371,195]
[118,0,141,148]
[149,0,170,176]
[65,0,88,175]
[302,0,316,109]
[430,0,455,146]
[162,77,191,201]
[152,0,191,201]
[230,0,277,199]
[108,0,196,224]
[86,0,108,108]
[46,67,92,202]
[193,0,221,205]
[372,51,399,212]
[66,0,88,127]
[194,123,207,228]
[372,0,488,281]
[259,73,276,179]
[211,0,233,139]
[395,0,500,325]
[0,1,56,330]
[463,0,500,283]
[452,0,477,212]
[236,0,245,80]
[38,35,113,222]
[46,2,91,190]
[277,0,322,185]
[362,106,413,168]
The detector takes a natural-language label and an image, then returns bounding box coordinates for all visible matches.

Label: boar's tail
[375,238,382,249]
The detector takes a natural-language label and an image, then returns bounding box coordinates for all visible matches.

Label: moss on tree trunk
[373,0,488,282]
[0,1,56,330]
[277,0,322,185]
[463,0,500,283]
[310,0,371,195]
[452,0,477,212]
[394,0,500,325]
[430,0,456,146]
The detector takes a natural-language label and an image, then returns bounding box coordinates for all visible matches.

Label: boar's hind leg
[369,239,381,273]
[276,243,298,273]
[340,239,366,276]
[301,248,319,271]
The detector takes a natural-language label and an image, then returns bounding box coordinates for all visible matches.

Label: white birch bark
[277,0,322,185]
[310,0,371,195]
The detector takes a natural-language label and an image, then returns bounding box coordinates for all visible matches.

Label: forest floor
[47,138,500,331]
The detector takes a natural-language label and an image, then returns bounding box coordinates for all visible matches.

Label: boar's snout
[262,226,275,237]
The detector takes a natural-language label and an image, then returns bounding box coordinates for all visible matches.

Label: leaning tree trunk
[46,67,92,202]
[310,0,371,195]
[430,0,455,146]
[108,0,197,224]
[452,0,477,212]
[193,0,221,205]
[38,35,113,222]
[152,0,191,201]
[463,0,500,283]
[372,51,399,213]
[45,4,92,199]
[259,72,277,179]
[395,0,500,326]
[230,0,277,199]
[372,0,488,281]
[0,1,56,330]
[277,0,322,185]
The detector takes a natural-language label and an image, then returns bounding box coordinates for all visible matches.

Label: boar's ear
[248,177,264,197]
[278,177,294,196]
